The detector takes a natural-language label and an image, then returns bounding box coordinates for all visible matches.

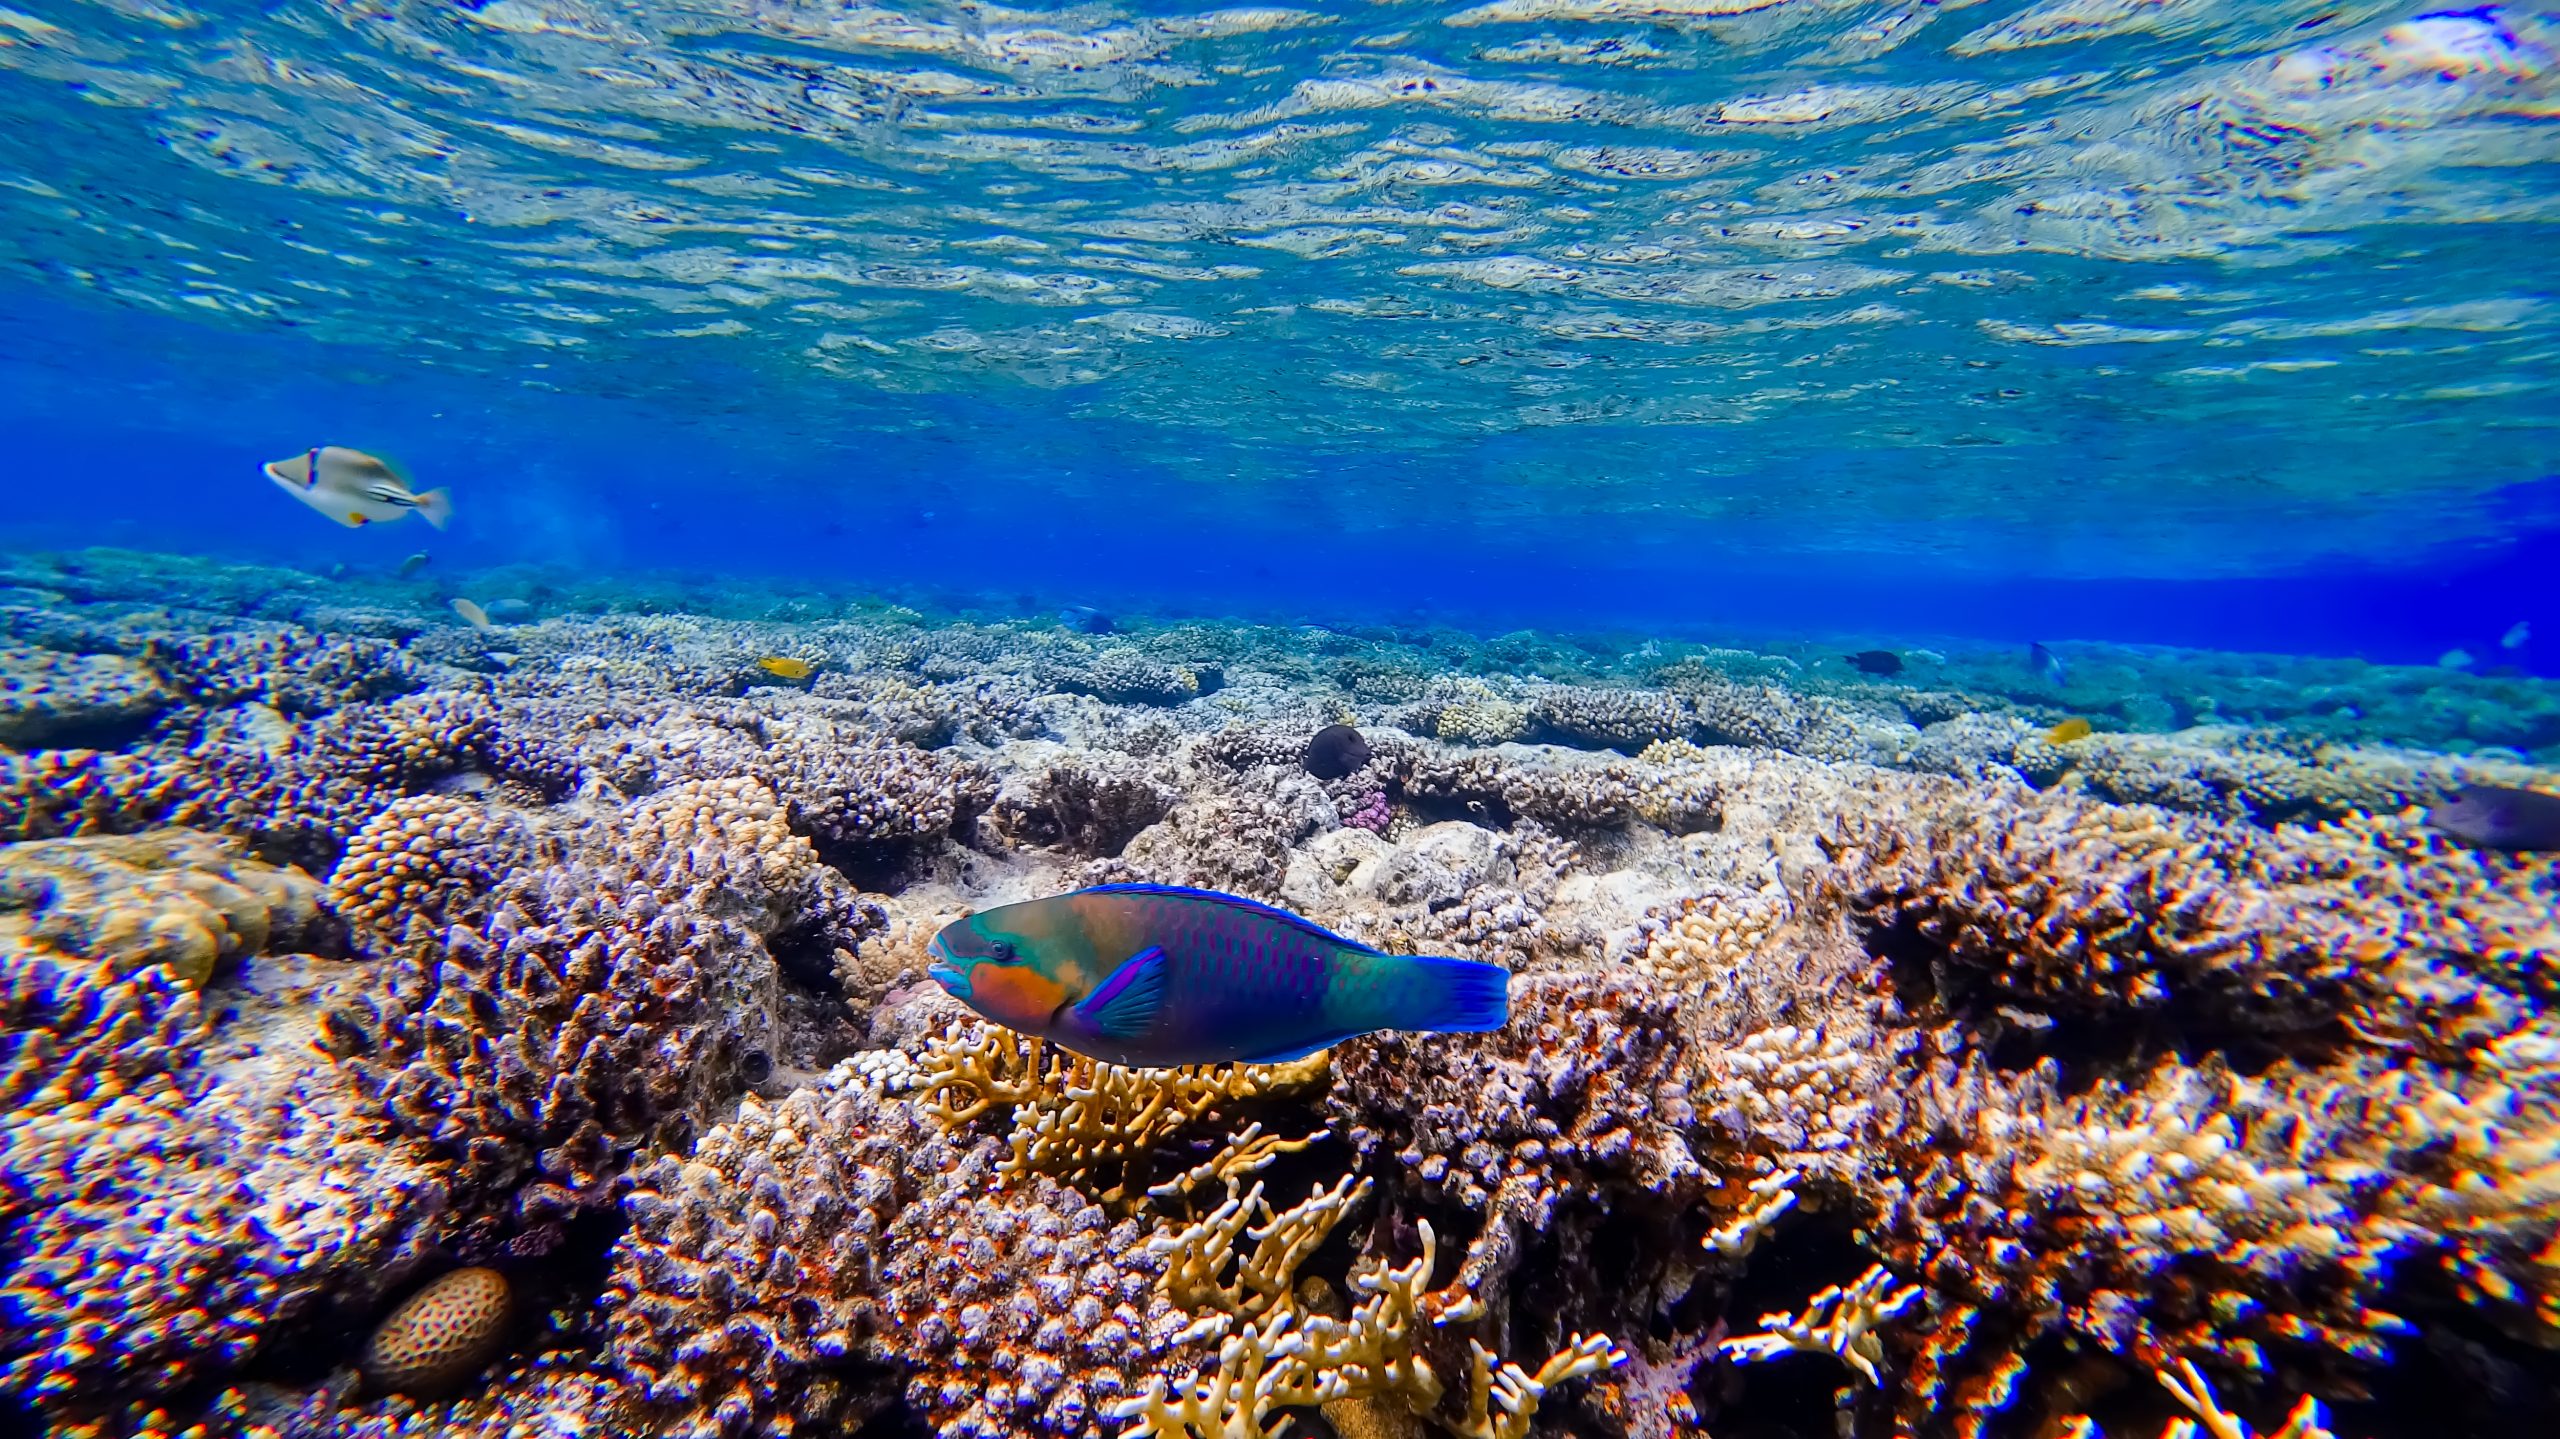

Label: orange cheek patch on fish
[968,964,1072,1028]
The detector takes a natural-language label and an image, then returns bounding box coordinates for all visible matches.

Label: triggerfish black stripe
[924,883,1510,1067]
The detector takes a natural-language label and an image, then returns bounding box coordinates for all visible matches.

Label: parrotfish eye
[990,940,1017,962]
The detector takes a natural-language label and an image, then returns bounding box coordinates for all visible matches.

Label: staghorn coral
[1118,1170,1625,1439]
[8,556,2560,1439]
[918,1020,1331,1205]
[0,644,169,748]
[1861,1033,2560,1434]
[1719,1264,1922,1385]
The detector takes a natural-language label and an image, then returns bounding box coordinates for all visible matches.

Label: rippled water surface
[0,1,2554,584]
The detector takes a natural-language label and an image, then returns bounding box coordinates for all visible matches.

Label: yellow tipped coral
[1718,1264,1922,1386]
[1118,1137,1626,1439]
[917,1021,1330,1203]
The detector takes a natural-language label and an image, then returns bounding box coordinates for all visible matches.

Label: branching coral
[1332,972,1714,1312]
[321,778,856,1250]
[918,1021,1329,1204]
[1117,1192,1623,1439]
[0,938,434,1427]
[1530,687,1690,753]
[1719,1264,1922,1385]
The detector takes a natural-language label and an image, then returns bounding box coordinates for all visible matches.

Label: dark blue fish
[2428,784,2560,852]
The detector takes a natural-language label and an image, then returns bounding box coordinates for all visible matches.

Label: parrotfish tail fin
[413,488,455,530]
[1400,954,1511,1034]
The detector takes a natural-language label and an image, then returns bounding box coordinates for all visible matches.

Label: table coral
[0,644,169,748]
[0,828,329,987]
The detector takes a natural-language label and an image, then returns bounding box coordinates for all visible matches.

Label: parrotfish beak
[925,936,969,999]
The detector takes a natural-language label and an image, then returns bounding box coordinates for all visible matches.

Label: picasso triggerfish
[925,883,1511,1067]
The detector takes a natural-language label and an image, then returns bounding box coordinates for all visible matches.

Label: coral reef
[3,548,2558,1439]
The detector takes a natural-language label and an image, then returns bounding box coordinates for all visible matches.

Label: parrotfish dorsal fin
[1074,946,1171,1040]
[1074,882,1383,955]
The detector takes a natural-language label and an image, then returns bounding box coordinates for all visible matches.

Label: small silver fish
[450,597,496,634]
[2502,620,2531,651]
[264,446,453,530]
[2029,641,2067,686]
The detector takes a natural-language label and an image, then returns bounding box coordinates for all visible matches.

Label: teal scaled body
[925,883,1511,1067]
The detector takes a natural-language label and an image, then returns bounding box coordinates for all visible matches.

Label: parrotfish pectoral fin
[1075,946,1171,1041]
[1399,954,1511,1034]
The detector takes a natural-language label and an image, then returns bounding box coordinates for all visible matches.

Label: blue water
[2,1,2557,660]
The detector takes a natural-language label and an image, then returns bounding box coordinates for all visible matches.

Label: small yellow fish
[263,446,453,530]
[451,598,495,635]
[2044,717,2094,744]
[755,656,815,681]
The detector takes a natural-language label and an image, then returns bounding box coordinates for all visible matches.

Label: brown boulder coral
[322,776,879,1252]
[362,1266,516,1397]
[608,1059,1203,1439]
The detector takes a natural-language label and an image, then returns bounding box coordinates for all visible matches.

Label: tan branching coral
[2056,1359,2339,1439]
[1117,1201,1623,1439]
[1719,1264,1922,1385]
[918,1021,1330,1203]
[1151,1172,1373,1330]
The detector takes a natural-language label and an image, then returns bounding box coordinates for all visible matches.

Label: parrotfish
[264,446,453,530]
[926,884,1510,1067]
